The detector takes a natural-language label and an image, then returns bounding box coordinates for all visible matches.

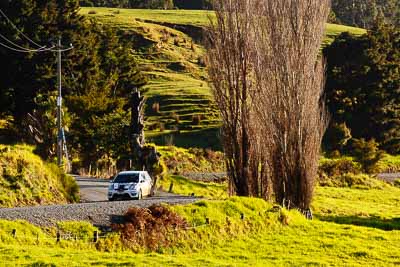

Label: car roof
[118,171,147,175]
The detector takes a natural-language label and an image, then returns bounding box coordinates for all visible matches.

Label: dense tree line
[0,0,146,170]
[79,0,212,10]
[324,23,400,154]
[331,0,399,28]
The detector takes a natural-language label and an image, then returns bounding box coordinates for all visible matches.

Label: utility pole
[55,37,73,167]
[56,37,63,166]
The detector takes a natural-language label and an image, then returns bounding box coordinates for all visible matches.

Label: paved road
[0,176,198,227]
[76,176,110,202]
[75,176,177,202]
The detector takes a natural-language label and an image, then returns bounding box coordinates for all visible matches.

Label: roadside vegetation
[0,190,399,266]
[0,144,79,207]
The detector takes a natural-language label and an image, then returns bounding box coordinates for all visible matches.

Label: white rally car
[108,171,153,201]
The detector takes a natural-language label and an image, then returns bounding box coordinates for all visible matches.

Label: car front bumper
[108,190,139,200]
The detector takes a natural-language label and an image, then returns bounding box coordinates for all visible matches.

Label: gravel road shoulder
[0,195,198,227]
[0,176,198,227]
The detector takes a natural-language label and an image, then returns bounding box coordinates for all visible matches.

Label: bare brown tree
[206,0,266,197]
[207,0,329,211]
[253,0,330,212]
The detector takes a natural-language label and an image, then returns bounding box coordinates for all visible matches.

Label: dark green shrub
[350,138,385,174]
[323,122,352,152]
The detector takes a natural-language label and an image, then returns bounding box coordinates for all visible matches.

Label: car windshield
[113,173,139,183]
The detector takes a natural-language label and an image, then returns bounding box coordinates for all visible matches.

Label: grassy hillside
[81,8,367,35]
[0,189,399,266]
[80,7,366,149]
[0,144,79,207]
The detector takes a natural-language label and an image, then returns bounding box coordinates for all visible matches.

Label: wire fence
[3,208,284,247]
[4,219,219,244]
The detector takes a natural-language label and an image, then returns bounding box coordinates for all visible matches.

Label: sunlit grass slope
[81,7,220,149]
[81,7,366,37]
[0,144,79,207]
[80,7,365,149]
[1,194,400,266]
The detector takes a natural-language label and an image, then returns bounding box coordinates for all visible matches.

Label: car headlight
[129,184,137,191]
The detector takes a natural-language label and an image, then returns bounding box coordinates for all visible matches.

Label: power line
[0,8,74,54]
[0,40,55,53]
[0,32,47,52]
[0,7,74,169]
[0,8,44,48]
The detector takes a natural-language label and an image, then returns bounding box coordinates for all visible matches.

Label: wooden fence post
[93,231,98,243]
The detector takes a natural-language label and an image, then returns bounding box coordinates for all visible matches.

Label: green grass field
[79,7,366,149]
[1,185,399,266]
[0,150,399,265]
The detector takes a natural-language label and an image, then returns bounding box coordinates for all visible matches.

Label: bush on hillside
[323,122,352,152]
[318,157,386,189]
[112,205,188,251]
[318,157,362,178]
[350,138,385,173]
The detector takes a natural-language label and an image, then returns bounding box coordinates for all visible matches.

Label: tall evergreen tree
[0,0,146,166]
[324,23,400,153]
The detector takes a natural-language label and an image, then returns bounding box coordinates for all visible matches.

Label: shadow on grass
[0,128,19,145]
[148,127,222,150]
[315,214,400,231]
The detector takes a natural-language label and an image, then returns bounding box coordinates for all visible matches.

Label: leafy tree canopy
[0,0,146,166]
